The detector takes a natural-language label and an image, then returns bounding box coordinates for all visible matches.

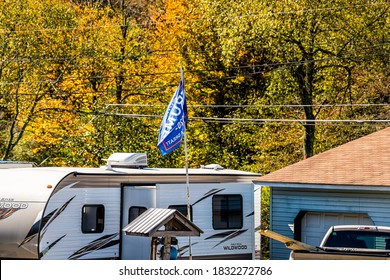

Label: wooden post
[150,237,158,260]
[163,236,172,260]
[163,221,173,260]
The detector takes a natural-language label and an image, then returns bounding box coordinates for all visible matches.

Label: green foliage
[260,187,270,259]
[0,0,388,257]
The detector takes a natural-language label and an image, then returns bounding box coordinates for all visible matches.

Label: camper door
[121,185,156,259]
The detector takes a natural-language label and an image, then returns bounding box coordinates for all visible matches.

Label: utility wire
[2,102,389,110]
[0,2,388,34]
[31,106,390,124]
[106,103,390,108]
[0,51,388,88]
[0,38,388,65]
[0,37,387,64]
[96,111,390,124]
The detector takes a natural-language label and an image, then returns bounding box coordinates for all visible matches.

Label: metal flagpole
[180,66,192,260]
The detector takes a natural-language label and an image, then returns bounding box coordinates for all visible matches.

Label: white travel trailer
[0,153,261,260]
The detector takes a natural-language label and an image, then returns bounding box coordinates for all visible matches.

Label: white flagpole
[180,66,192,260]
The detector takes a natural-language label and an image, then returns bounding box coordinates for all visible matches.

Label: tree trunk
[291,57,316,158]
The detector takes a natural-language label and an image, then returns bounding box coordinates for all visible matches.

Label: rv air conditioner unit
[104,153,147,169]
[201,164,224,170]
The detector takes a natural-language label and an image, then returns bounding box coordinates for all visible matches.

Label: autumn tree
[149,0,279,170]
[6,1,161,166]
[55,0,170,166]
[1,0,388,170]
[0,0,81,160]
[259,0,389,158]
[176,0,389,165]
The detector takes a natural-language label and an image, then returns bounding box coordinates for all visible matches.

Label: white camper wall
[0,168,67,259]
[156,183,255,260]
[254,184,262,259]
[39,185,121,260]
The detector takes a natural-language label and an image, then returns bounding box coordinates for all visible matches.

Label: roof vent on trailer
[0,161,37,168]
[104,153,148,169]
[201,164,224,170]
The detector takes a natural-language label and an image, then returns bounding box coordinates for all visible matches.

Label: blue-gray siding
[270,188,390,260]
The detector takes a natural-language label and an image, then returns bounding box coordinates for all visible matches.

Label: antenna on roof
[103,153,148,169]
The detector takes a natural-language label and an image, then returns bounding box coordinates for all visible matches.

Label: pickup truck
[259,225,390,260]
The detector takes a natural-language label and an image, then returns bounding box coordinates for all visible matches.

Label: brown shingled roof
[257,127,390,187]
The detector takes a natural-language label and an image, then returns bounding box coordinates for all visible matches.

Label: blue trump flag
[158,80,188,156]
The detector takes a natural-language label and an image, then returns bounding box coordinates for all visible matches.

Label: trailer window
[168,205,193,221]
[82,205,105,233]
[128,206,147,223]
[212,195,243,230]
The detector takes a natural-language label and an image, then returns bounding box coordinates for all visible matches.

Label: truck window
[325,230,390,249]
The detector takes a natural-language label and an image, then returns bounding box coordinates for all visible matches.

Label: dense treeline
[1,0,388,259]
[1,0,388,170]
[0,0,388,165]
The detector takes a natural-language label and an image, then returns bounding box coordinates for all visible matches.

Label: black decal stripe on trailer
[38,208,56,240]
[212,229,249,248]
[68,233,119,260]
[51,181,80,195]
[40,196,76,238]
[40,209,56,228]
[205,231,237,239]
[99,239,120,250]
[246,211,254,217]
[19,233,38,248]
[192,188,225,206]
[177,242,200,257]
[0,208,20,220]
[40,182,79,237]
[19,214,42,247]
[39,234,66,258]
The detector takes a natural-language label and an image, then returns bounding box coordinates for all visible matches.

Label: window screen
[128,206,147,223]
[212,195,243,229]
[81,205,105,233]
[168,204,193,221]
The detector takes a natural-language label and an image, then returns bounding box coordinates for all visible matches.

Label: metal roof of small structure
[122,208,203,237]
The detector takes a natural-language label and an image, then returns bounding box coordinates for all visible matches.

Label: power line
[106,103,390,109]
[3,106,387,130]
[30,106,390,124]
[0,2,387,34]
[99,111,390,125]
[0,33,387,74]
[0,51,388,88]
[2,102,389,110]
[0,37,387,65]
[2,106,389,128]
[195,117,390,124]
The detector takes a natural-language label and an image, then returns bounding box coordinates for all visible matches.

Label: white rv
[0,153,261,260]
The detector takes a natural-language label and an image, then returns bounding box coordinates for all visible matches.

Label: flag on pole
[158,80,188,156]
